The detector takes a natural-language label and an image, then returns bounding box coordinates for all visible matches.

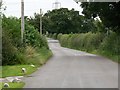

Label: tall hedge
[2,30,25,65]
[58,32,120,62]
[99,32,120,62]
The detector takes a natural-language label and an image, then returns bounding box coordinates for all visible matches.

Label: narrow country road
[24,39,118,88]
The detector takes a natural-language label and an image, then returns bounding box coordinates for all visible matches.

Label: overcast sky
[3,0,83,18]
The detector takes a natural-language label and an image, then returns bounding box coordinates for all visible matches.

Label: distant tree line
[28,8,101,34]
[28,1,120,34]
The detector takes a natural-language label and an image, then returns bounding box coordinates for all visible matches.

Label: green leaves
[81,2,120,33]
[2,15,49,65]
[58,32,120,62]
[29,8,86,34]
[25,25,48,48]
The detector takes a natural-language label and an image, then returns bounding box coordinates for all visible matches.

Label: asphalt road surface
[24,39,118,88]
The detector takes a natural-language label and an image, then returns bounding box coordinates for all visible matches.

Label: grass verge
[0,82,25,89]
[24,47,53,65]
[1,47,53,78]
[91,50,119,63]
[2,65,38,78]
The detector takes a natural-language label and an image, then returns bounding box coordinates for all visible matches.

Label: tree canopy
[80,2,120,33]
[29,2,120,34]
[29,8,96,34]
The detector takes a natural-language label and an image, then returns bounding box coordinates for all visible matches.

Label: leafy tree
[28,13,40,32]
[29,8,92,34]
[2,15,49,65]
[80,2,120,33]
[2,15,21,47]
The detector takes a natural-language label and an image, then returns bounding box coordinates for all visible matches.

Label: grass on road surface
[0,82,25,89]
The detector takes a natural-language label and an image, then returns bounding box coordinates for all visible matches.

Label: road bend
[24,39,118,88]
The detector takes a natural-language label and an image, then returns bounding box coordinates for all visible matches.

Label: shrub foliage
[58,32,120,62]
[2,15,49,65]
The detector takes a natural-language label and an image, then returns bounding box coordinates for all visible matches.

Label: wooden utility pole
[0,0,3,66]
[21,0,24,43]
[40,9,42,35]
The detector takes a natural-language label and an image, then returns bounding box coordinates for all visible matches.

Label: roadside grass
[25,47,52,65]
[0,82,25,89]
[0,47,53,88]
[2,65,38,78]
[91,50,119,63]
[57,32,119,63]
[2,47,53,78]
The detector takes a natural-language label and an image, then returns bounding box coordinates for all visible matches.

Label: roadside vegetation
[1,15,52,88]
[1,1,120,88]
[0,82,25,89]
[2,15,52,66]
[27,3,119,63]
[40,5,119,63]
[2,65,37,78]
[56,32,120,62]
[2,15,52,65]
[29,6,119,63]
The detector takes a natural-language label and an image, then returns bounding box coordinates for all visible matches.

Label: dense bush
[2,30,25,65]
[25,25,48,49]
[57,33,62,40]
[99,32,120,62]
[58,32,105,51]
[59,34,70,47]
[58,32,120,62]
[52,33,57,39]
[2,15,49,65]
[47,33,52,38]
[47,33,58,40]
[2,16,21,47]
